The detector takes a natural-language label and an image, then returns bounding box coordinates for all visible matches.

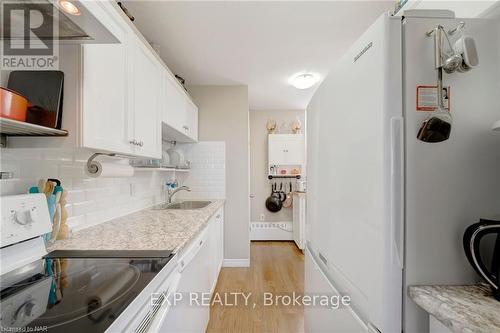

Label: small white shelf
[133,167,190,172]
[0,118,68,136]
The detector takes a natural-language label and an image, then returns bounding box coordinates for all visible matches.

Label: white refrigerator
[305,11,500,333]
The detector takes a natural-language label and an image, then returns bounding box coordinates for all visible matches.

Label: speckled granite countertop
[409,284,500,333]
[47,200,225,254]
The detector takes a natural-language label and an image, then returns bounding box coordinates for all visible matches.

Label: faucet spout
[167,186,191,203]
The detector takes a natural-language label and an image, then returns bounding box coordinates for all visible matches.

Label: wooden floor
[206,241,305,333]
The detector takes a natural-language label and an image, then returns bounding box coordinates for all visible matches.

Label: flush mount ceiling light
[59,0,81,16]
[289,73,319,90]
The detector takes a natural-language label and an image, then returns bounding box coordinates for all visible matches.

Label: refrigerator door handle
[390,117,404,270]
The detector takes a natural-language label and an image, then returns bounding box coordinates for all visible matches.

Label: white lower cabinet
[160,208,224,333]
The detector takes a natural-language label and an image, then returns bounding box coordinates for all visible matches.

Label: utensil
[282,182,293,208]
[278,182,286,202]
[0,87,29,121]
[265,183,282,213]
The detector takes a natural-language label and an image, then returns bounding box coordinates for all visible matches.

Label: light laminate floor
[206,241,305,333]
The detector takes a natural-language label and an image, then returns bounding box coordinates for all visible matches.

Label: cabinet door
[268,135,287,165]
[81,17,133,155]
[184,100,199,142]
[284,135,305,165]
[130,38,161,158]
[164,74,186,133]
[216,209,224,270]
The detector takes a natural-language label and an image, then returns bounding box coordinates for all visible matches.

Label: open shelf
[0,118,68,136]
[133,167,190,172]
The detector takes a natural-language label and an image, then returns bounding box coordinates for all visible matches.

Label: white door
[81,16,133,155]
[268,135,287,165]
[283,135,304,165]
[304,248,370,333]
[292,194,305,250]
[184,100,198,142]
[131,38,161,158]
[161,229,210,333]
[305,14,403,333]
[164,74,186,133]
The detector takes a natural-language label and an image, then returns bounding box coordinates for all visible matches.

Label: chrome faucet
[167,186,191,203]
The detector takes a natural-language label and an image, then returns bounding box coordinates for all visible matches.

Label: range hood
[1,0,118,44]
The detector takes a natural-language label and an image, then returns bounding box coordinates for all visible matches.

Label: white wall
[249,109,305,223]
[0,148,167,231]
[0,142,226,233]
[187,85,250,262]
[176,141,226,200]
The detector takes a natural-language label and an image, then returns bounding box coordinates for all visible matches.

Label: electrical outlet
[259,213,265,221]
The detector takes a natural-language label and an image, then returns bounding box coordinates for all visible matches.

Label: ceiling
[124,1,394,110]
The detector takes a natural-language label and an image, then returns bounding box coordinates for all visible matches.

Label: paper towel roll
[86,161,134,178]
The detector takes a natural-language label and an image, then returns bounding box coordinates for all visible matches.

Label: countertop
[409,284,500,333]
[47,200,225,254]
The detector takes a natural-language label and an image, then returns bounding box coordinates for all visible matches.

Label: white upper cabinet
[80,1,196,157]
[163,75,186,133]
[268,134,305,166]
[162,75,199,143]
[81,10,133,155]
[129,36,161,158]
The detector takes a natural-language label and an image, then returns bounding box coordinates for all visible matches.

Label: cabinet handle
[183,125,189,131]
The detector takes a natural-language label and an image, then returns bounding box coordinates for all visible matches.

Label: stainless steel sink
[156,200,212,210]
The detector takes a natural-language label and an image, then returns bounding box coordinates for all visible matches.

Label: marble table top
[409,284,500,333]
[47,200,225,254]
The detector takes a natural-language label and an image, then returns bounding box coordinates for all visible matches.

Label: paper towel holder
[87,152,136,175]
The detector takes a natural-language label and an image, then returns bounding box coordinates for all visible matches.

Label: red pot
[0,87,29,121]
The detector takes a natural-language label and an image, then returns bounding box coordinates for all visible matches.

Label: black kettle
[463,219,500,301]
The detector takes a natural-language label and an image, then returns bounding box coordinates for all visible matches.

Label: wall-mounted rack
[0,118,68,147]
[268,175,301,180]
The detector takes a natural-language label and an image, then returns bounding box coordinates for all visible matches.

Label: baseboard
[222,259,250,267]
[250,221,293,240]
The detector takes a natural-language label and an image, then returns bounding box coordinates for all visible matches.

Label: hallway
[206,241,305,333]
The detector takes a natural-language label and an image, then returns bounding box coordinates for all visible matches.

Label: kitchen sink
[155,200,212,210]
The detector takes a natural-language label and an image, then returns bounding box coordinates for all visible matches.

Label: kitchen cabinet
[268,134,305,167]
[162,76,199,143]
[81,18,133,155]
[82,13,161,158]
[129,35,161,158]
[8,1,196,155]
[292,193,306,250]
[160,207,224,332]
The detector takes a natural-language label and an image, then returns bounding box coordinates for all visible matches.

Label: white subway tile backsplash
[1,143,225,231]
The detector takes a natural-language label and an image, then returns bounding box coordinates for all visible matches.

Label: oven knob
[14,209,36,226]
[13,300,36,324]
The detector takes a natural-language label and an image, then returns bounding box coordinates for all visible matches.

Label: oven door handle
[146,271,182,333]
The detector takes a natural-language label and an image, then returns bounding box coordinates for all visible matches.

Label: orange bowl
[0,87,29,121]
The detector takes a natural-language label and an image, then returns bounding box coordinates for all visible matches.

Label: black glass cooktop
[0,251,173,333]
